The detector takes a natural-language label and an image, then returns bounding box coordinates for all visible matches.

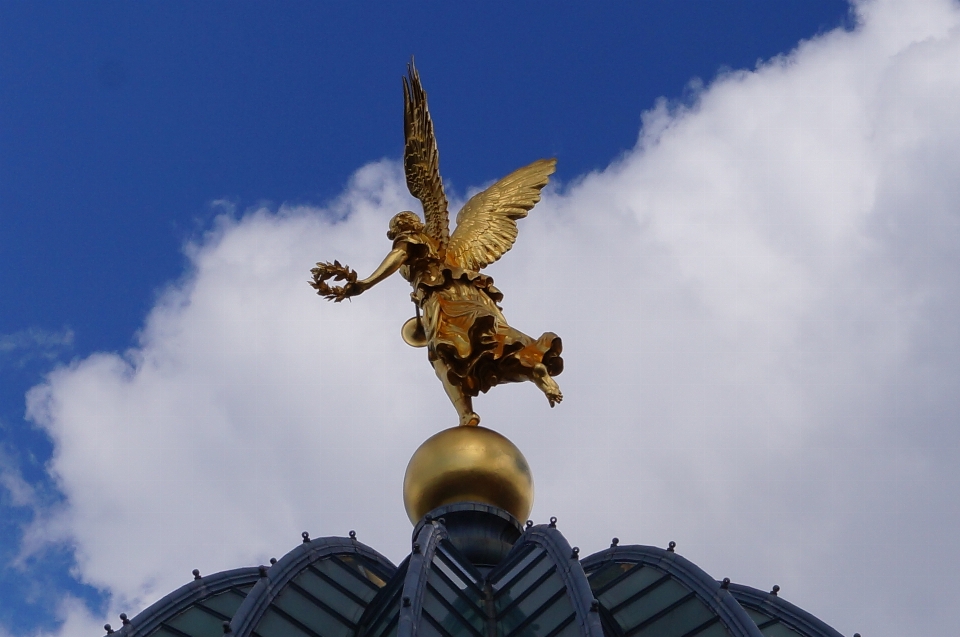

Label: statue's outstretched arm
[311,244,408,302]
[356,246,407,292]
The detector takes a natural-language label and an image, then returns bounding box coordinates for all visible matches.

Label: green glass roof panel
[165,604,228,636]
[434,545,484,595]
[425,575,485,634]
[225,540,398,637]
[338,553,391,588]
[200,589,248,618]
[428,563,484,614]
[587,561,637,594]
[362,584,401,637]
[548,615,580,637]
[417,613,448,637]
[612,577,688,628]
[697,622,735,637]
[630,594,719,637]
[255,607,319,637]
[291,566,367,625]
[494,553,555,609]
[244,551,390,637]
[596,565,666,609]
[498,570,568,636]
[402,537,488,637]
[270,584,353,636]
[504,588,575,637]
[754,620,805,637]
[312,557,382,602]
[584,556,746,637]
[490,545,539,594]
[380,620,399,637]
[744,608,771,625]
[583,543,768,637]
[421,590,485,637]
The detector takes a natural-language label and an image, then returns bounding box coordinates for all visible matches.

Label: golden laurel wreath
[309,260,359,302]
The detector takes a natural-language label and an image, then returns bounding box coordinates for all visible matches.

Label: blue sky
[7,1,960,635]
[0,2,848,358]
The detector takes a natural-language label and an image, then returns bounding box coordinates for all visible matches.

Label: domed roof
[106,534,395,637]
[726,583,844,637]
[106,504,846,637]
[105,566,261,636]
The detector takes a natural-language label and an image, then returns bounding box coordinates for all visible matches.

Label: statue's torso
[395,231,504,317]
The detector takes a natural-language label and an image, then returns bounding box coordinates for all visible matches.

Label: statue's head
[387,211,424,240]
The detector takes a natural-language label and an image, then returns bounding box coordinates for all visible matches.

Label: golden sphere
[403,426,534,525]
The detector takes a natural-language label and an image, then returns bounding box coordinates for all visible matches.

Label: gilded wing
[445,158,556,271]
[403,61,450,249]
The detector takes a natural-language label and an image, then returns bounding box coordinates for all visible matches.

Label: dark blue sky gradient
[0,2,849,633]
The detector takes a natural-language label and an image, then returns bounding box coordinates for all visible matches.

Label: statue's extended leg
[531,363,563,407]
[432,359,481,426]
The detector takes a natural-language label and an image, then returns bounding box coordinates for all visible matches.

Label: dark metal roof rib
[110,567,260,637]
[726,584,843,637]
[491,524,606,637]
[581,545,764,637]
[396,520,445,637]
[227,536,396,637]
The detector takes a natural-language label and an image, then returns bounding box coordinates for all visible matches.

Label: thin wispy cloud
[0,449,37,509]
[0,328,74,369]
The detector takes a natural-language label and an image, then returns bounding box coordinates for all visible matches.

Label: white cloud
[21,0,960,635]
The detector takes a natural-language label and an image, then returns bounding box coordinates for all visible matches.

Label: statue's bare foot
[459,411,481,427]
[532,363,563,408]
[544,388,563,407]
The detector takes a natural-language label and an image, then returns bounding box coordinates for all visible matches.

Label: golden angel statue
[310,62,562,427]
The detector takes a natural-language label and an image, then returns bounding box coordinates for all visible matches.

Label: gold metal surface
[403,426,534,524]
[401,316,427,347]
[310,59,564,428]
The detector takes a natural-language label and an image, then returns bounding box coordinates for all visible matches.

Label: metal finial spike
[590,599,600,612]
[349,530,357,540]
[667,541,676,552]
[610,537,619,547]
[771,585,780,596]
[571,546,580,559]
[549,516,558,528]
[192,569,201,580]
[525,520,534,528]
[269,558,277,565]
[258,565,269,578]
[104,625,114,635]
[302,531,310,543]
[120,613,130,625]
[721,578,730,589]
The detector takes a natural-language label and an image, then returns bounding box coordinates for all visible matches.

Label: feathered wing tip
[402,57,450,248]
[445,158,557,272]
